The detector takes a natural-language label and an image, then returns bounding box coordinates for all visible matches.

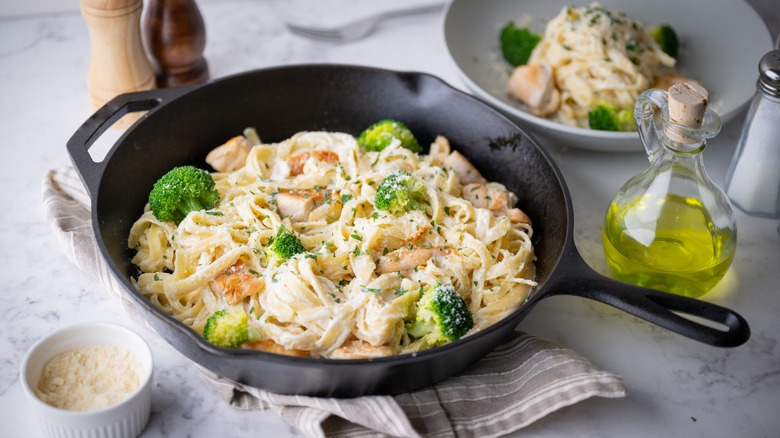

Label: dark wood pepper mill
[142,0,209,88]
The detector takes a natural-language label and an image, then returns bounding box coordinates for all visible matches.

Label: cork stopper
[665,82,709,143]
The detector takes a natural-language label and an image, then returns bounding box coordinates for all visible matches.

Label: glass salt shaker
[724,49,780,218]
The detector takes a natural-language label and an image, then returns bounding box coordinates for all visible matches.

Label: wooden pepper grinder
[142,0,209,88]
[81,0,156,126]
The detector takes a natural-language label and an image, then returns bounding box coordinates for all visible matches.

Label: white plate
[443,0,774,152]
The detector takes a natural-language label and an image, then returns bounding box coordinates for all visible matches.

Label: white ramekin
[20,322,153,438]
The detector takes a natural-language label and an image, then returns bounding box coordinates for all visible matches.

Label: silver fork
[285,2,444,43]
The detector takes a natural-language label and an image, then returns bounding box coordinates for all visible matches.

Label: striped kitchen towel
[43,166,626,438]
[202,333,625,437]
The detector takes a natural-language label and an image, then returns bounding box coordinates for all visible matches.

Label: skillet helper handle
[547,251,750,347]
[66,86,190,198]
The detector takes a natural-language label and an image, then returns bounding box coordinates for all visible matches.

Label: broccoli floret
[358,120,420,153]
[406,284,474,346]
[588,103,635,132]
[374,170,426,215]
[500,22,542,66]
[267,225,305,265]
[148,165,221,224]
[648,24,679,59]
[202,309,259,349]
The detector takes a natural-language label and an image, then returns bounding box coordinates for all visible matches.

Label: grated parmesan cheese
[34,345,143,411]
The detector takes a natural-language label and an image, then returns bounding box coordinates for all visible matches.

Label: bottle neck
[660,132,707,155]
[651,136,714,190]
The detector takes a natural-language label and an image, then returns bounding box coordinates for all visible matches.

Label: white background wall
[0,0,776,44]
[0,0,73,18]
[0,0,219,19]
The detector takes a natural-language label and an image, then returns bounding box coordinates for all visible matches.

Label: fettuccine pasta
[129,131,536,358]
[512,3,676,127]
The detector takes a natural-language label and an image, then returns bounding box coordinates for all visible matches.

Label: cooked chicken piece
[206,135,252,172]
[287,150,340,176]
[330,340,393,359]
[246,339,309,357]
[210,260,264,305]
[506,208,532,225]
[462,183,517,211]
[507,64,561,116]
[462,183,532,225]
[275,189,337,221]
[376,246,450,274]
[444,150,487,185]
[276,192,315,221]
[405,224,430,242]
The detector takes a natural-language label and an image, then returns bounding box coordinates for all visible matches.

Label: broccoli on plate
[358,120,421,153]
[148,165,221,224]
[588,103,635,132]
[202,309,259,349]
[647,24,679,59]
[267,225,306,265]
[374,170,426,215]
[406,283,474,346]
[500,22,542,66]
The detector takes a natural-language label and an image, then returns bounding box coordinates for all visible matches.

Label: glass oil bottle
[602,83,737,298]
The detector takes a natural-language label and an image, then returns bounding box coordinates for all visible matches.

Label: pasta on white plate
[506,3,679,128]
[128,129,536,359]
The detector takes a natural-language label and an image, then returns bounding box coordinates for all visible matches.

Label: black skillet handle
[66,86,193,198]
[544,248,750,347]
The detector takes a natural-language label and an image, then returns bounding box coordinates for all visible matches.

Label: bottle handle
[635,88,722,157]
[634,88,669,161]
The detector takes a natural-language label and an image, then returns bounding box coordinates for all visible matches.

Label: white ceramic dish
[20,322,153,438]
[443,0,774,152]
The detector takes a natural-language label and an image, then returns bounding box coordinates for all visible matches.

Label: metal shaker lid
[758,49,780,97]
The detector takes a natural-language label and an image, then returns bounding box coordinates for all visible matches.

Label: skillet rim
[83,63,573,367]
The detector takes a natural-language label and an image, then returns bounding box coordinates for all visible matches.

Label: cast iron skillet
[67,65,749,397]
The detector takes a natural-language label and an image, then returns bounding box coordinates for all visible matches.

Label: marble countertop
[1,1,778,437]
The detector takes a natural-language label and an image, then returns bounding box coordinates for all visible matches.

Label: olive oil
[603,86,737,298]
[603,194,736,298]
